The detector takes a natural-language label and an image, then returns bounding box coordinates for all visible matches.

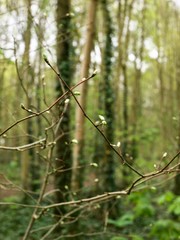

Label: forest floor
[0,174,54,200]
[0,174,20,199]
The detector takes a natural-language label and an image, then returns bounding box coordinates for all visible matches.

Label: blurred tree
[33,0,48,191]
[120,0,135,188]
[100,0,115,193]
[20,0,37,194]
[54,0,73,204]
[115,0,127,133]
[72,0,98,192]
[116,0,135,161]
[155,0,167,151]
[0,67,5,130]
[173,7,180,196]
[130,0,146,160]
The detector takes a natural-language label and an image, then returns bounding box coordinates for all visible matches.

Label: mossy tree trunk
[100,0,115,193]
[54,0,73,205]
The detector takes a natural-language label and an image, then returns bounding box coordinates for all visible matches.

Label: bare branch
[44,58,143,177]
[0,76,93,137]
[0,138,46,151]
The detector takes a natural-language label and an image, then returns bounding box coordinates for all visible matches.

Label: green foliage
[140,127,159,143]
[134,202,155,218]
[0,204,30,239]
[108,190,180,239]
[0,200,54,240]
[111,237,144,240]
[156,190,174,204]
[168,196,180,216]
[131,236,144,240]
[0,159,20,183]
[108,212,134,228]
[111,237,127,240]
[156,191,180,216]
[150,219,180,240]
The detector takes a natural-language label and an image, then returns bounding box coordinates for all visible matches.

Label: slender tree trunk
[21,0,34,193]
[155,0,167,151]
[131,0,146,160]
[54,0,73,205]
[173,11,180,194]
[101,0,115,192]
[173,55,180,195]
[121,0,134,156]
[120,0,134,188]
[33,3,46,191]
[115,0,126,132]
[72,0,97,192]
[0,68,5,126]
[101,0,119,220]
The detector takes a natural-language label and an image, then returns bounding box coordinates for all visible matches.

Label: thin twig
[0,138,46,151]
[22,145,55,240]
[0,76,93,137]
[44,58,143,177]
[127,150,180,194]
[0,163,179,211]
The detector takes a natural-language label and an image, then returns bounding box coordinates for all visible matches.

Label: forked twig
[43,58,143,177]
[0,75,94,137]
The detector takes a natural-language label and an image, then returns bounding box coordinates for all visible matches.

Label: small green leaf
[98,115,105,121]
[108,212,134,228]
[73,91,80,95]
[90,162,98,167]
[71,139,78,144]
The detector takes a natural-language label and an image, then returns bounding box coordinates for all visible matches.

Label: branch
[0,138,46,151]
[0,76,93,137]
[127,150,180,194]
[22,145,54,240]
[1,153,179,210]
[44,58,143,177]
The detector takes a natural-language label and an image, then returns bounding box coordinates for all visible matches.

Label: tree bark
[173,10,180,194]
[131,0,146,160]
[21,0,35,194]
[121,0,134,156]
[72,0,97,192]
[54,0,73,205]
[100,0,115,193]
[120,0,135,188]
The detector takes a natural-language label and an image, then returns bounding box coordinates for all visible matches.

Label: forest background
[0,0,180,239]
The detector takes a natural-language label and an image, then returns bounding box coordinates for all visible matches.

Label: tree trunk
[54,0,73,205]
[115,0,126,132]
[33,2,47,192]
[71,0,97,192]
[131,0,146,160]
[173,45,180,195]
[21,0,34,194]
[100,0,115,193]
[120,0,135,188]
[121,0,134,157]
[155,0,167,151]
